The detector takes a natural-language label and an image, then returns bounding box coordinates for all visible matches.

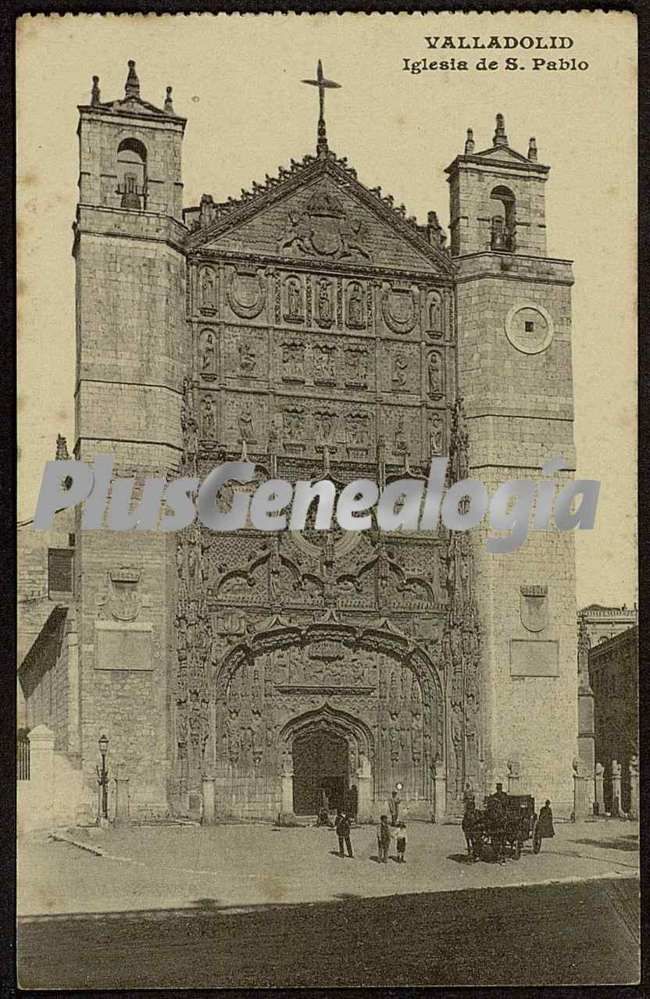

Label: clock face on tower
[505,302,554,355]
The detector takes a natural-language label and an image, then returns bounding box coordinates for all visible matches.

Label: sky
[16,11,637,608]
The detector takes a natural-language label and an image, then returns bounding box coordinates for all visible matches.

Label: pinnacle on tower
[91,75,101,106]
[493,113,508,147]
[125,60,140,99]
[464,128,475,154]
[55,434,69,461]
[164,86,175,114]
[528,137,538,162]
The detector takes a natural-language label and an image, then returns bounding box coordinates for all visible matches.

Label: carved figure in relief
[239,405,254,441]
[392,353,408,388]
[347,282,364,326]
[283,409,304,440]
[316,411,336,443]
[428,294,442,331]
[200,269,215,309]
[285,277,303,321]
[317,279,333,325]
[394,413,407,451]
[348,413,369,447]
[282,343,305,380]
[429,413,443,455]
[238,341,257,375]
[428,352,443,397]
[201,397,216,438]
[201,332,216,375]
[313,346,336,382]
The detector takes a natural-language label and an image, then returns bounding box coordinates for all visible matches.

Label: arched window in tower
[489,185,516,252]
[116,138,147,210]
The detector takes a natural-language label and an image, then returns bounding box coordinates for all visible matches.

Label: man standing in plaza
[389,788,401,827]
[335,811,353,858]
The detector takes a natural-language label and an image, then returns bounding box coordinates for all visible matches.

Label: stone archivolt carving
[381,284,418,335]
[200,330,217,380]
[212,622,443,792]
[226,265,266,320]
[280,188,372,262]
[199,266,217,312]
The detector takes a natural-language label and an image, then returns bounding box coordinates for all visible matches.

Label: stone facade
[20,64,580,823]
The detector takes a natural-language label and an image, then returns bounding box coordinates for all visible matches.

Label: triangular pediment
[187,154,452,276]
[475,145,532,164]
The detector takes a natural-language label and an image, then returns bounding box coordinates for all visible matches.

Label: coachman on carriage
[463,790,537,863]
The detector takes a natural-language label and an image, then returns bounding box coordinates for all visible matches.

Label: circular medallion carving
[504,303,554,354]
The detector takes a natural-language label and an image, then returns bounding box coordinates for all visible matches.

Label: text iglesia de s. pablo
[40,61,580,822]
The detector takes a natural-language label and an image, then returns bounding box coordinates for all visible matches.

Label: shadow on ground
[17,876,639,989]
[570,836,639,853]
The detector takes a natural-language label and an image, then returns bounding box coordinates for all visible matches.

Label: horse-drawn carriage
[463,794,537,862]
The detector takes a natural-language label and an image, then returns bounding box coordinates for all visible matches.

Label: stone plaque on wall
[510,639,559,677]
[95,621,154,671]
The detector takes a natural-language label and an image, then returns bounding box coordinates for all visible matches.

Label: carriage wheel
[533,833,542,854]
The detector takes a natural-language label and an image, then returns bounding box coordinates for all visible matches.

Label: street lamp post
[96,734,109,823]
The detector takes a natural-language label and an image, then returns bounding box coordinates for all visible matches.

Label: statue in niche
[348,414,369,447]
[394,413,407,451]
[429,413,443,455]
[201,396,216,438]
[201,332,216,375]
[347,282,364,326]
[316,412,336,443]
[392,353,408,388]
[200,269,215,309]
[238,341,256,375]
[285,277,303,321]
[317,279,333,325]
[239,405,254,441]
[428,294,442,331]
[350,656,365,685]
[428,352,443,397]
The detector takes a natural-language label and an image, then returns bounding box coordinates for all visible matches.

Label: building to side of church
[19,62,579,824]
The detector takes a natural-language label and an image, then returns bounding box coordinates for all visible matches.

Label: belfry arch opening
[117,137,147,209]
[489,185,516,251]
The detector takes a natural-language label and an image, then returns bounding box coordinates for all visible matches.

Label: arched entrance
[293,729,348,815]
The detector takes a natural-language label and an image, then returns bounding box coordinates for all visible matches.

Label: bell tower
[72,62,188,817]
[448,115,578,816]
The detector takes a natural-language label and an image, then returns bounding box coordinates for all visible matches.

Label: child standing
[396,820,407,863]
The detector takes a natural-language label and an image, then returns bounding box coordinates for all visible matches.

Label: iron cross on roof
[301,60,341,156]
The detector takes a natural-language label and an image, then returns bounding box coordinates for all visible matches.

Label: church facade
[27,61,579,822]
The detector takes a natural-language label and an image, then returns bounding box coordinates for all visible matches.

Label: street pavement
[17,818,640,988]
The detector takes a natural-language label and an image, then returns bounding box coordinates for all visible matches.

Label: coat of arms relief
[280,188,372,261]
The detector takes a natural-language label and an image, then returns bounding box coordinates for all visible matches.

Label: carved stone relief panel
[223,327,266,383]
[225,392,268,447]
[278,186,372,263]
[343,344,370,389]
[199,329,218,382]
[427,350,445,400]
[314,277,335,329]
[380,282,420,337]
[199,393,217,440]
[381,342,420,394]
[312,343,337,385]
[280,339,306,383]
[197,265,217,315]
[382,405,420,459]
[345,280,366,330]
[224,264,267,322]
[427,410,446,457]
[283,274,305,324]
